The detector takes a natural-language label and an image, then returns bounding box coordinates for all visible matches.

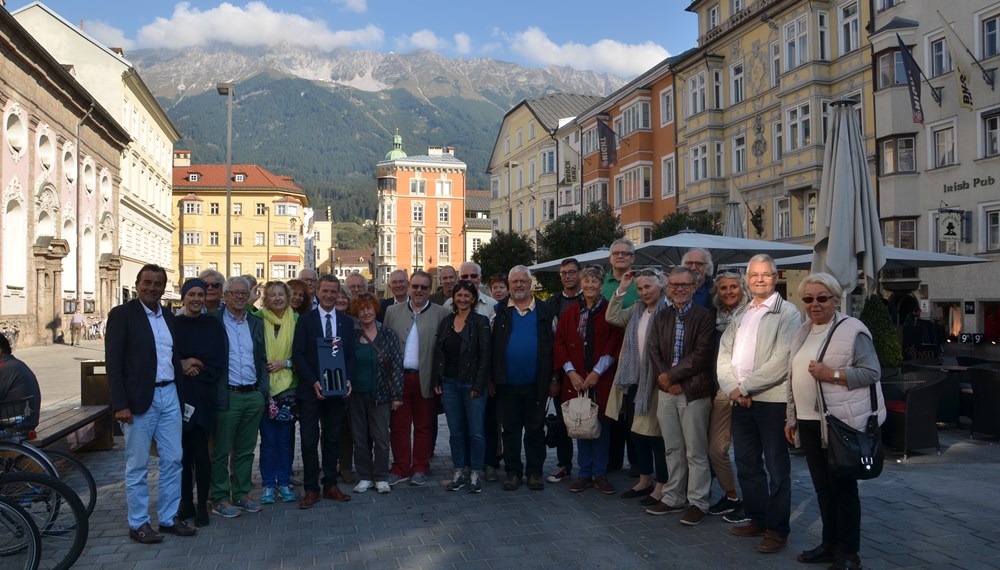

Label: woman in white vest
[784,272,885,570]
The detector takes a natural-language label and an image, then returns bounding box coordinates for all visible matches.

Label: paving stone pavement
[13,342,1000,569]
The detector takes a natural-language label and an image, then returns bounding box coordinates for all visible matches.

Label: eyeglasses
[559,269,579,277]
[227,291,250,298]
[410,283,430,291]
[747,272,776,280]
[635,269,660,277]
[610,251,633,257]
[205,282,221,289]
[459,273,479,279]
[801,295,835,304]
[668,282,694,289]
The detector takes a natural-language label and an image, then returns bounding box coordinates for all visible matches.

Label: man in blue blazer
[106,264,194,543]
[293,274,357,508]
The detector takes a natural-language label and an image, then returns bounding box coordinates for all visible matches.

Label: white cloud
[85,20,135,51]
[508,27,669,77]
[453,33,471,55]
[335,0,367,13]
[396,29,447,51]
[136,2,383,51]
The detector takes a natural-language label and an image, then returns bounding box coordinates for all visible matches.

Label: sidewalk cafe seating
[882,370,948,460]
[967,364,1000,439]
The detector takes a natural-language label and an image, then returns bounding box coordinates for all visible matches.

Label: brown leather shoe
[298,491,321,509]
[158,516,196,537]
[593,476,615,495]
[756,531,788,554]
[731,522,767,537]
[322,486,351,502]
[129,522,164,544]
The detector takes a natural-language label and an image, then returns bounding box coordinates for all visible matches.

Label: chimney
[447,146,455,156]
[428,146,443,156]
[111,47,126,57]
[173,150,191,167]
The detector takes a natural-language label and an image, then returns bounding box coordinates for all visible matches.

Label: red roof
[336,249,374,263]
[269,254,301,262]
[174,164,305,196]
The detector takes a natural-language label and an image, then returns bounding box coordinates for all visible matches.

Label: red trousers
[389,372,437,476]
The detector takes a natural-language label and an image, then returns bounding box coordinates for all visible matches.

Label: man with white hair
[298,268,320,310]
[448,261,496,319]
[718,254,801,554]
[345,273,369,299]
[490,265,556,491]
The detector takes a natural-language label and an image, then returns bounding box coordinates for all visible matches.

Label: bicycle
[0,495,41,570]
[0,471,88,570]
[0,398,97,517]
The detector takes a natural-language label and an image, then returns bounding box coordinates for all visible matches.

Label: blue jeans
[441,378,487,471]
[259,414,295,487]
[575,417,610,478]
[732,401,791,536]
[122,384,183,530]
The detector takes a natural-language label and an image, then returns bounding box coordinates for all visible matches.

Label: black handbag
[817,319,884,480]
[544,397,565,448]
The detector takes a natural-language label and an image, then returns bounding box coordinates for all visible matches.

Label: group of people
[105,239,884,570]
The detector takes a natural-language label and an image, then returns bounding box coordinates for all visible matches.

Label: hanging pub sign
[938,211,962,243]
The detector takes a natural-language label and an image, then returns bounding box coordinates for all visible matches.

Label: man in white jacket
[717,254,801,555]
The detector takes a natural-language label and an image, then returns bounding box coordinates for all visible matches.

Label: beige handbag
[562,390,601,440]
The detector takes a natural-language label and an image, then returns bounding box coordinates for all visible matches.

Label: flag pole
[937,10,996,90]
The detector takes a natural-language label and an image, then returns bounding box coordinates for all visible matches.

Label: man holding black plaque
[292,274,356,508]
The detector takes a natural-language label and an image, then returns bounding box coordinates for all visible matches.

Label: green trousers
[210,390,264,502]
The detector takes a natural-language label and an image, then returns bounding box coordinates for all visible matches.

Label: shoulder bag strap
[359,328,389,367]
[816,317,845,415]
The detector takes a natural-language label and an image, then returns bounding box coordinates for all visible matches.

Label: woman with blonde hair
[259,281,299,504]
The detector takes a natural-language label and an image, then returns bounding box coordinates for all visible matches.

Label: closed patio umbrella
[811,100,886,294]
[723,201,745,239]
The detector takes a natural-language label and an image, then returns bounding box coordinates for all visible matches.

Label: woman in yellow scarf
[259,281,299,504]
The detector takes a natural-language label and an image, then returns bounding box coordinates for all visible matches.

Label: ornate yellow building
[675,0,874,244]
[171,151,309,286]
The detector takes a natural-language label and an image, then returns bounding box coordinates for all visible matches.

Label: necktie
[325,313,333,338]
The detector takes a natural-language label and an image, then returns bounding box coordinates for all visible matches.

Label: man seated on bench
[0,333,41,430]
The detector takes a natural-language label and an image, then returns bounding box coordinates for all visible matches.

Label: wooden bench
[32,405,112,451]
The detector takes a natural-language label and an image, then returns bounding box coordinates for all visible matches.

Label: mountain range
[130,45,627,221]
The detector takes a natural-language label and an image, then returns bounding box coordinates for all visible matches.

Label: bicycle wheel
[0,443,57,477]
[0,497,41,570]
[0,472,87,570]
[42,450,96,517]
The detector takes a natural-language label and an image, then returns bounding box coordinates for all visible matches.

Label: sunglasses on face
[459,273,479,279]
[205,282,222,289]
[801,295,835,304]
[411,283,430,291]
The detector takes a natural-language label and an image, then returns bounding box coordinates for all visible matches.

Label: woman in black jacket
[432,280,491,493]
[174,278,227,527]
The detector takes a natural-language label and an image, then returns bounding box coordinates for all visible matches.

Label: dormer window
[189,173,200,182]
[234,173,246,182]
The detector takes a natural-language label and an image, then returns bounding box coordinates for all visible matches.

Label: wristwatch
[285,359,293,370]
[833,368,841,384]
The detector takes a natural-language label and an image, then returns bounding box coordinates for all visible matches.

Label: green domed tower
[385,129,407,160]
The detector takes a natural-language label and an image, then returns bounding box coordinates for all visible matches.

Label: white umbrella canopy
[776,247,991,271]
[527,248,612,273]
[634,230,811,268]
[811,100,886,293]
[723,201,745,238]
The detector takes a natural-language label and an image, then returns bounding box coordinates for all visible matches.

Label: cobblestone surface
[14,342,1000,569]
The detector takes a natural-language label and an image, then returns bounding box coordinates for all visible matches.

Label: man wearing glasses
[383,270,449,486]
[209,276,267,518]
[198,268,225,314]
[645,268,715,526]
[379,270,410,322]
[601,238,640,308]
[543,257,583,484]
[682,248,714,310]
[298,269,320,310]
[718,254,801,554]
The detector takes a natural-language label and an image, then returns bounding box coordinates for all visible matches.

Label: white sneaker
[375,481,391,494]
[353,480,373,493]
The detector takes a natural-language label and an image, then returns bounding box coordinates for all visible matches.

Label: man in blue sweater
[490,265,556,491]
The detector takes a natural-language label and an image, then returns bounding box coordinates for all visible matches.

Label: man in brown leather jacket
[643,267,715,526]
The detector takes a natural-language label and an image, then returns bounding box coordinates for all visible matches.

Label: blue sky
[10,0,699,77]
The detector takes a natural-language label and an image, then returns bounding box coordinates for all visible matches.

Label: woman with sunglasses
[784,273,884,570]
[554,266,624,494]
[349,293,404,494]
[258,281,299,504]
[432,280,492,493]
[705,271,751,520]
[174,278,227,527]
[605,269,670,506]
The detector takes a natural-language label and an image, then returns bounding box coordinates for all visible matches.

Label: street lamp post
[217,82,234,276]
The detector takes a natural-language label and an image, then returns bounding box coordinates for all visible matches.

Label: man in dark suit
[293,274,357,508]
[106,264,195,543]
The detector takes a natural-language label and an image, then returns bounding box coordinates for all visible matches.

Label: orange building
[577,57,682,244]
[374,135,467,291]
